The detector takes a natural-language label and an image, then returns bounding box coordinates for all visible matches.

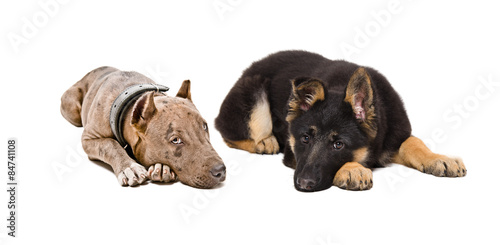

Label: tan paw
[117,162,148,187]
[147,163,177,182]
[333,162,373,191]
[419,155,467,177]
[255,135,280,154]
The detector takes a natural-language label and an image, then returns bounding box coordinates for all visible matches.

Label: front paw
[147,163,177,183]
[420,155,467,177]
[255,135,280,154]
[333,162,373,191]
[117,162,148,187]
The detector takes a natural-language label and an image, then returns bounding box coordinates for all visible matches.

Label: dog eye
[171,137,183,145]
[301,135,310,144]
[202,123,208,131]
[333,141,344,150]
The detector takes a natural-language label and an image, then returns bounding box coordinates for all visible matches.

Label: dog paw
[333,162,373,191]
[255,135,279,154]
[147,163,177,183]
[420,156,467,177]
[117,162,148,187]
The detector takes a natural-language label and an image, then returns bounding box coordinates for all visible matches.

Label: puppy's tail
[60,66,117,127]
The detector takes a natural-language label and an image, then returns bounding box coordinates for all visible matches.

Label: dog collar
[110,83,169,148]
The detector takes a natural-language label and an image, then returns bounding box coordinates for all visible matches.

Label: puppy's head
[286,68,377,192]
[129,80,225,188]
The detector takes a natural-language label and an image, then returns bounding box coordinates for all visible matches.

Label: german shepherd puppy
[215,50,466,192]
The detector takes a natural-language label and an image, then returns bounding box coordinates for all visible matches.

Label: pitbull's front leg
[147,163,177,183]
[82,137,147,186]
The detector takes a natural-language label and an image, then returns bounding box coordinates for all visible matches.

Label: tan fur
[227,91,280,154]
[224,135,279,154]
[223,139,258,153]
[392,136,466,177]
[329,131,338,139]
[288,135,296,154]
[60,66,117,127]
[286,79,325,122]
[344,67,377,140]
[61,67,225,188]
[344,68,372,102]
[353,147,369,163]
[299,80,325,104]
[219,91,279,154]
[249,92,274,144]
[175,80,192,101]
[333,162,373,190]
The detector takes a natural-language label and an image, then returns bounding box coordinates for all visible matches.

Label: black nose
[297,178,317,191]
[210,164,226,181]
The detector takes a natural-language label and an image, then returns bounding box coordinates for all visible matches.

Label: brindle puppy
[61,66,225,188]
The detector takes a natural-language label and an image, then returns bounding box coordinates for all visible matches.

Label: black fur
[215,50,411,192]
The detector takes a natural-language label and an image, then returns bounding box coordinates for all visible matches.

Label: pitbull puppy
[60,66,226,188]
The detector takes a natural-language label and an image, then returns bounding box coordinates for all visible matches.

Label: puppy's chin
[179,175,224,189]
[294,181,332,192]
[293,174,334,192]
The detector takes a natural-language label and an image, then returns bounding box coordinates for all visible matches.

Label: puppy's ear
[176,80,192,101]
[131,91,157,133]
[286,78,326,122]
[344,67,377,138]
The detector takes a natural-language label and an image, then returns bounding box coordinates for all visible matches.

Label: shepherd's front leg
[392,136,467,177]
[333,162,373,190]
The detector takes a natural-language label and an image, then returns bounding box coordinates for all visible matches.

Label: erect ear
[176,80,191,101]
[344,67,377,138]
[286,77,326,122]
[131,91,157,133]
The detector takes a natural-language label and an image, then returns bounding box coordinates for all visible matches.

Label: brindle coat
[61,66,225,188]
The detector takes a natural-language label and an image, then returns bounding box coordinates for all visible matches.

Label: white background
[1,1,499,244]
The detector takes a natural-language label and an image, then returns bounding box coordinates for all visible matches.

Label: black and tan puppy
[215,50,466,192]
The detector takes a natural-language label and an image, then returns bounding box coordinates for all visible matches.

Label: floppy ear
[176,80,192,101]
[286,78,326,122]
[131,91,157,133]
[344,67,377,138]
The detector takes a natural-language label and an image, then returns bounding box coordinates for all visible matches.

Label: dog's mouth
[179,164,226,189]
[295,176,318,192]
[188,175,225,189]
[294,173,334,192]
[294,179,332,192]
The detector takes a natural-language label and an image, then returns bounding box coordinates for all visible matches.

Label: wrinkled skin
[127,95,226,188]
